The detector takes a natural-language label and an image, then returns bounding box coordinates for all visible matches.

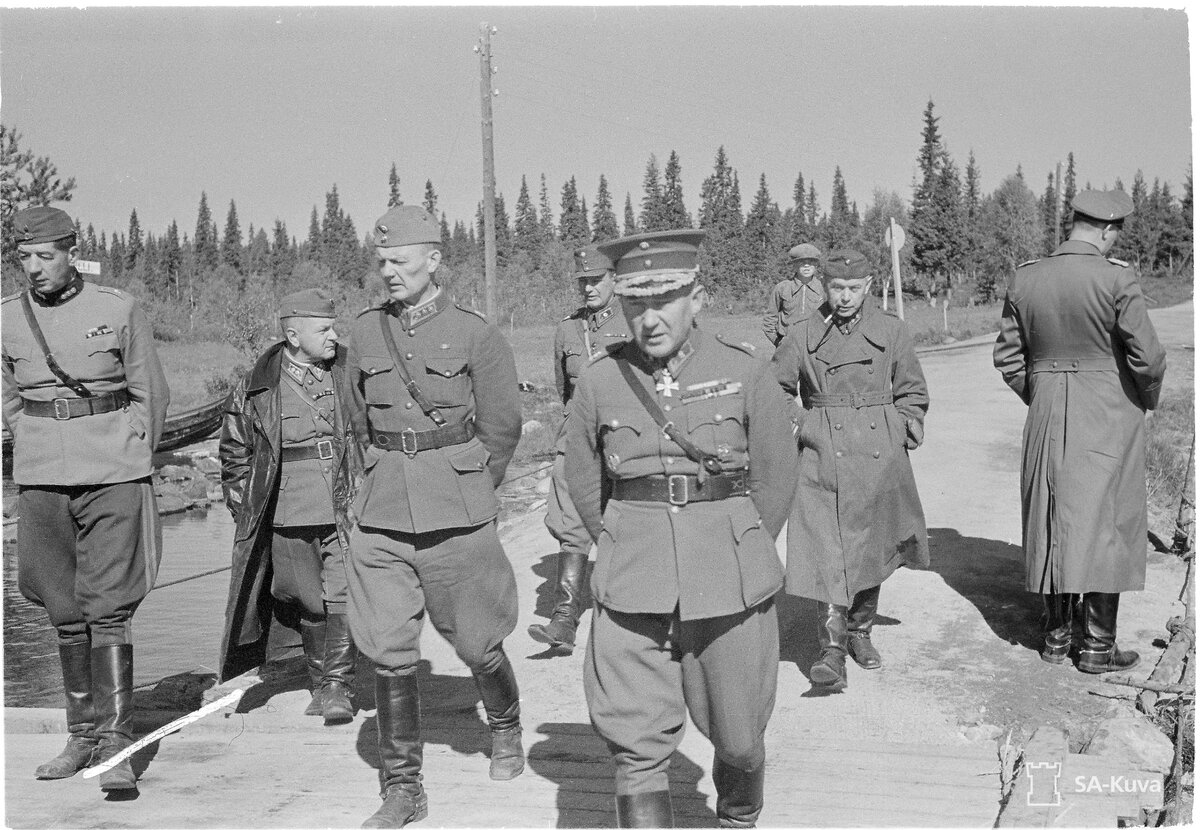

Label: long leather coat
[993,240,1166,594]
[216,340,363,681]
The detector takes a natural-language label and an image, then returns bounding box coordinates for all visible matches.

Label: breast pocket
[598,409,646,475]
[82,332,122,377]
[561,346,585,384]
[682,394,747,461]
[423,353,470,408]
[360,355,401,408]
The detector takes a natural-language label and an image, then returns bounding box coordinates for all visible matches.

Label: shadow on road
[925,526,1042,652]
[777,591,899,695]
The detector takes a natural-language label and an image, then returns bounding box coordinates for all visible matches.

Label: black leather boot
[714,759,765,828]
[615,791,674,828]
[1041,593,1079,664]
[847,585,882,669]
[321,613,357,726]
[91,644,136,791]
[528,551,588,651]
[1078,592,1140,674]
[362,672,427,829]
[36,642,98,779]
[473,651,524,780]
[810,603,848,691]
[300,619,328,716]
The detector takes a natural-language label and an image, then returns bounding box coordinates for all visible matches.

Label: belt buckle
[667,474,689,506]
[316,439,335,460]
[53,399,71,420]
[400,429,419,457]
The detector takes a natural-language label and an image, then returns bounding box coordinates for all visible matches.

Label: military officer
[994,189,1166,673]
[218,289,363,724]
[1,206,169,792]
[528,243,630,652]
[566,229,799,828]
[770,249,929,692]
[346,206,524,828]
[762,242,824,346]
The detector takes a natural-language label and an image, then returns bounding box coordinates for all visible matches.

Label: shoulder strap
[19,290,94,398]
[613,357,722,474]
[378,308,447,427]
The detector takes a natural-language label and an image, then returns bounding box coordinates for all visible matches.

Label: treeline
[2,100,1192,346]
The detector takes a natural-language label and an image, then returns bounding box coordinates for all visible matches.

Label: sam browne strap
[19,290,95,399]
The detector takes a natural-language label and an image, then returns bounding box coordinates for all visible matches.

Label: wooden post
[478,23,498,325]
[889,217,905,320]
[1171,433,1195,556]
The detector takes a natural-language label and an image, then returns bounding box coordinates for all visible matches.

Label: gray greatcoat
[994,240,1167,594]
[217,341,363,682]
[771,301,930,606]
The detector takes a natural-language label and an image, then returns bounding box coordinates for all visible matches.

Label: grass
[1145,343,1194,543]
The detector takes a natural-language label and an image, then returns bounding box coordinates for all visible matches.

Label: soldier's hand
[904,417,924,450]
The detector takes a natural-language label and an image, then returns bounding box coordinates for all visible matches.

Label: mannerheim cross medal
[656,369,679,397]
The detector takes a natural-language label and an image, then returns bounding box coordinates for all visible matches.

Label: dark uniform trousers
[18,479,161,646]
[270,524,348,619]
[347,521,518,674]
[584,599,779,794]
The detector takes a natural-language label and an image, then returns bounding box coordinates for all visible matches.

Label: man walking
[994,189,1167,673]
[218,288,363,724]
[2,206,169,792]
[762,242,823,346]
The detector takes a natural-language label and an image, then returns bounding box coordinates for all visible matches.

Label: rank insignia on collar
[284,361,306,384]
[590,305,615,330]
[85,324,114,339]
[680,379,742,403]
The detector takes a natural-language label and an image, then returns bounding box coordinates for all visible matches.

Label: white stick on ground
[81,687,245,779]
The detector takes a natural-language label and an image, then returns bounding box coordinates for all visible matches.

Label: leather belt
[22,390,130,420]
[1030,357,1115,373]
[372,421,475,457]
[611,471,749,506]
[281,439,336,462]
[808,391,892,409]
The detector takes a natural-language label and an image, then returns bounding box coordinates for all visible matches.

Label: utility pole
[1053,161,1063,248]
[477,23,499,324]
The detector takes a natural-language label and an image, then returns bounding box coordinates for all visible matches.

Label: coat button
[873,451,881,459]
[829,367,837,374]
[405,402,413,409]
[665,457,674,465]
[714,413,723,422]
[671,505,681,514]
[610,419,619,428]
[1071,361,1078,369]
[834,423,842,430]
[835,450,844,458]
[405,353,413,360]
[870,422,877,429]
[663,404,672,412]
[867,367,874,374]
[408,330,416,337]
[1051,361,1058,368]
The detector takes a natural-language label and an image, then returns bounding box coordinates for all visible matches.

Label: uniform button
[1071,361,1078,369]
[670,505,681,514]
[870,422,877,429]
[873,451,881,459]
[610,419,620,428]
[665,457,674,465]
[834,423,842,430]
[663,404,672,412]
[829,367,837,374]
[835,450,844,458]
[405,402,413,409]
[1051,361,1058,368]
[714,413,724,422]
[867,367,874,374]
[306,379,314,385]
[405,353,413,360]
[408,330,416,337]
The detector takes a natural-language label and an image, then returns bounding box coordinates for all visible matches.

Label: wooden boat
[2,397,224,475]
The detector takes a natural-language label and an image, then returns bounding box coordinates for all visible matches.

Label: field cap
[279,288,336,319]
[372,205,440,247]
[13,206,75,246]
[823,249,870,280]
[573,244,615,278]
[788,243,822,262]
[1071,190,1134,223]
[598,229,706,297]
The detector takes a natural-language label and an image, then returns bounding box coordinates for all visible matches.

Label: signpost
[74,260,101,276]
[884,218,906,320]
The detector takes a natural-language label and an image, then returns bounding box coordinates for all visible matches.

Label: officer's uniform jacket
[993,239,1167,594]
[347,290,522,533]
[770,301,929,606]
[762,278,822,346]
[2,278,169,486]
[553,301,632,405]
[565,329,799,621]
[216,340,363,681]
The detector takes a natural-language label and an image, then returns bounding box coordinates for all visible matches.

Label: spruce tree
[423,180,438,217]
[439,212,452,252]
[662,150,691,229]
[559,177,589,246]
[85,224,98,260]
[639,154,666,231]
[790,171,810,244]
[270,219,294,283]
[1039,171,1058,254]
[306,207,321,261]
[623,193,637,235]
[591,175,620,242]
[194,192,220,272]
[538,174,556,242]
[513,175,542,260]
[745,173,783,285]
[223,199,244,273]
[698,146,748,294]
[163,220,182,298]
[388,163,402,207]
[248,227,270,276]
[126,209,144,270]
[908,100,965,293]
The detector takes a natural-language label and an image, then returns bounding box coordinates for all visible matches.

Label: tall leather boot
[615,791,674,828]
[35,641,99,779]
[714,759,766,828]
[91,644,136,791]
[1078,592,1140,674]
[300,619,328,716]
[473,651,524,780]
[527,551,588,651]
[321,613,357,726]
[847,585,882,669]
[362,672,427,829]
[810,603,848,691]
[1040,593,1079,665]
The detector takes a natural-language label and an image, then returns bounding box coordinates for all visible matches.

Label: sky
[0,5,1192,245]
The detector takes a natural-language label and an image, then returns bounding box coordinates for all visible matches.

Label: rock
[941,335,959,345]
[963,723,1004,742]
[193,456,221,475]
[184,479,209,501]
[158,464,193,481]
[521,420,545,436]
[1084,709,1174,775]
[156,494,188,515]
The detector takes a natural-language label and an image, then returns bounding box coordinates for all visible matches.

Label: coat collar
[394,286,449,331]
[247,340,287,395]
[807,300,888,359]
[1051,239,1104,257]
